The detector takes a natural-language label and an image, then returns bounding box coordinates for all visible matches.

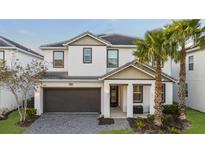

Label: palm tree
[134,29,172,127]
[165,19,205,120]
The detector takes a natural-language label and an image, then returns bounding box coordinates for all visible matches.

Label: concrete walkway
[25,113,130,134]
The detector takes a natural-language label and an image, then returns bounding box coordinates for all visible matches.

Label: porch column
[103,82,110,118]
[127,83,133,117]
[35,86,43,115]
[149,83,155,114]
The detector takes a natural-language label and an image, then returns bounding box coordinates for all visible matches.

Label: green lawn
[183,108,205,134]
[0,111,27,134]
[98,129,134,134]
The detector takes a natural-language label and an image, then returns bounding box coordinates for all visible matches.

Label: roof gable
[69,35,106,46]
[63,32,111,46]
[107,65,154,80]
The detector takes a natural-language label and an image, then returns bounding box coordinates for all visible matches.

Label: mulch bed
[98,117,114,125]
[17,116,39,127]
[127,115,191,134]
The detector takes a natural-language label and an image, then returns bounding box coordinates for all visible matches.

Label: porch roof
[99,60,177,83]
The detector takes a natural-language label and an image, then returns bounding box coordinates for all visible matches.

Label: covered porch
[103,80,155,118]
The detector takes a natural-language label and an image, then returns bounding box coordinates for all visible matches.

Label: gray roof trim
[43,72,100,80]
[0,36,43,58]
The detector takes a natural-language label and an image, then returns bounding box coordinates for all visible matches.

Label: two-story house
[35,32,176,118]
[183,47,205,112]
[0,36,43,111]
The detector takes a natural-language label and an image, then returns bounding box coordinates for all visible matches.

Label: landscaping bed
[98,117,114,125]
[127,104,191,134]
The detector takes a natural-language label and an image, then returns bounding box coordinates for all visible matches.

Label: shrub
[26,108,37,120]
[147,114,154,122]
[167,127,179,134]
[135,118,146,129]
[27,97,34,108]
[162,114,174,126]
[162,104,179,115]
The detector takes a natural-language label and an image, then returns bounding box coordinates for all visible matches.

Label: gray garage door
[43,88,101,112]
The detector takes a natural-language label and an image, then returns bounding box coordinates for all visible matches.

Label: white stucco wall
[68,46,107,76]
[43,49,68,72]
[171,60,180,102]
[186,50,205,112]
[164,82,173,104]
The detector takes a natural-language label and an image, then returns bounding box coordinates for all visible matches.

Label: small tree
[19,60,47,121]
[0,60,47,123]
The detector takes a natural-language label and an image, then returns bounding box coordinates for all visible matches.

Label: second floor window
[83,48,92,63]
[53,51,64,68]
[0,51,4,60]
[188,56,194,71]
[161,84,166,103]
[107,49,119,68]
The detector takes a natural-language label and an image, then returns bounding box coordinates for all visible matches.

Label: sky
[0,19,205,53]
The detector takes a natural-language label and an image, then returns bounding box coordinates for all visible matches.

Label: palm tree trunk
[154,61,163,127]
[178,43,187,120]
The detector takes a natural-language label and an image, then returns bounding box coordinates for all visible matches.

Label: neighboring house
[35,32,176,118]
[172,46,205,113]
[0,36,43,110]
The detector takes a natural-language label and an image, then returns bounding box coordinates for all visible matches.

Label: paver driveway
[25,113,130,134]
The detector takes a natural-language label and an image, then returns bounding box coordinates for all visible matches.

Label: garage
[43,88,101,113]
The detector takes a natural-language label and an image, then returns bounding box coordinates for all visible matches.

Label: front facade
[35,32,176,118]
[0,36,43,110]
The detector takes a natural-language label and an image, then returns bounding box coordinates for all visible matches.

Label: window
[188,56,194,71]
[185,83,188,97]
[161,84,166,103]
[83,48,92,63]
[133,85,143,103]
[53,51,64,68]
[107,49,119,68]
[0,51,4,60]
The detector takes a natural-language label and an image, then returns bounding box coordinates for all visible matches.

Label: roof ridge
[99,33,136,38]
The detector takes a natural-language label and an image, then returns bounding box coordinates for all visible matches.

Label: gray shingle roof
[40,32,136,48]
[0,36,43,57]
[99,34,136,45]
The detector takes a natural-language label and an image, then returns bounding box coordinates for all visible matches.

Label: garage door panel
[43,88,100,112]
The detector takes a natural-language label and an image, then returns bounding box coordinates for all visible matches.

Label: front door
[110,86,118,107]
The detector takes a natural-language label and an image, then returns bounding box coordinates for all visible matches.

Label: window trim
[53,51,64,68]
[133,85,143,103]
[188,56,194,71]
[0,50,5,60]
[83,48,92,64]
[107,49,119,68]
[161,83,166,103]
